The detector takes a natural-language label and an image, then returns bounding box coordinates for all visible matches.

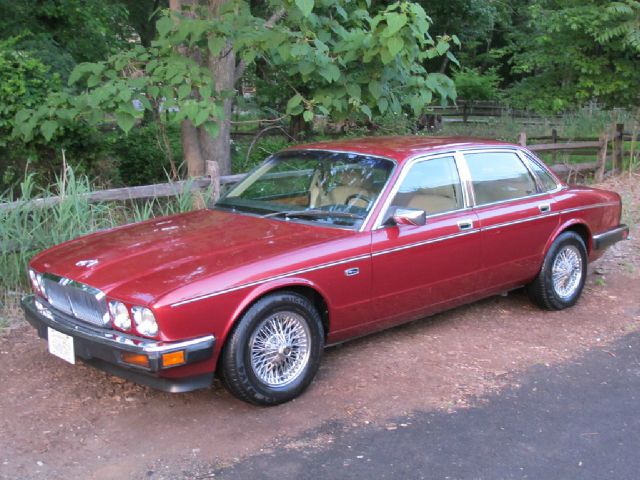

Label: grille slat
[43,275,109,327]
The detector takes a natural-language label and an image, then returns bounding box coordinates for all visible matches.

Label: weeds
[0,165,207,327]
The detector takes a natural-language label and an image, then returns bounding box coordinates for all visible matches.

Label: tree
[506,0,640,112]
[13,1,458,177]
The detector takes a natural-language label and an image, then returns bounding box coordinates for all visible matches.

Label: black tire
[221,291,324,406]
[527,231,588,310]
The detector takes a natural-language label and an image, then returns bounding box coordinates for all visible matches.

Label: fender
[542,218,592,260]
[219,276,333,346]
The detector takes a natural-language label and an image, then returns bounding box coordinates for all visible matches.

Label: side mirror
[392,208,426,227]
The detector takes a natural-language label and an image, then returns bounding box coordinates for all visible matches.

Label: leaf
[360,104,372,119]
[303,110,314,122]
[377,97,389,114]
[116,112,135,134]
[368,80,383,99]
[286,94,303,113]
[40,120,58,142]
[383,13,407,37]
[156,16,174,37]
[295,0,314,17]
[387,37,404,57]
[319,64,340,83]
[178,83,192,100]
[194,109,209,127]
[346,83,361,100]
[208,36,226,56]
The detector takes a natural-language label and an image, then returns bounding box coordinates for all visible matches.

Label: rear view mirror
[392,208,426,226]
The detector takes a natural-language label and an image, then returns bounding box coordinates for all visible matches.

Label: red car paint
[26,137,626,383]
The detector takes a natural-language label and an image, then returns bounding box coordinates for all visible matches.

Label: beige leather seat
[313,169,374,209]
[405,185,461,215]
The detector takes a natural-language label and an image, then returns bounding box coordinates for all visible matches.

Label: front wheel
[221,292,324,405]
[527,231,588,310]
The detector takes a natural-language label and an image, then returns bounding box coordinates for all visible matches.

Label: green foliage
[107,122,183,186]
[506,0,640,113]
[11,1,457,146]
[453,68,501,102]
[0,165,206,292]
[0,38,59,144]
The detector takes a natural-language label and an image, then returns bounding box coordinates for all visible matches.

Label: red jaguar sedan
[22,136,628,405]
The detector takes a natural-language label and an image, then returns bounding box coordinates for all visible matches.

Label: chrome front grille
[42,274,110,327]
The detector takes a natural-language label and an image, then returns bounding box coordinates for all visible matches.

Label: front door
[370,154,482,327]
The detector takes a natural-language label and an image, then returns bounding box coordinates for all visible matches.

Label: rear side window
[389,156,464,215]
[524,153,559,192]
[465,152,537,205]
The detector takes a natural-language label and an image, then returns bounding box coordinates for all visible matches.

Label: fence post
[614,123,624,172]
[518,132,527,147]
[551,128,558,164]
[596,133,608,182]
[207,160,221,202]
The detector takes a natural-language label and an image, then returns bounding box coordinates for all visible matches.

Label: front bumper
[21,295,216,393]
[593,224,629,250]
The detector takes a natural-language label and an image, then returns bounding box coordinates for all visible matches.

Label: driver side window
[388,156,464,217]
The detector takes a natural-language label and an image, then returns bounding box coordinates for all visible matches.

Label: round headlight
[132,306,158,337]
[109,301,131,331]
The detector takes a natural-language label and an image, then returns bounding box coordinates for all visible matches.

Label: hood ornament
[75,259,99,268]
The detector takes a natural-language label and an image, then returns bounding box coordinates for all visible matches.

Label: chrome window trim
[459,148,552,208]
[517,150,563,194]
[216,148,398,233]
[372,152,469,230]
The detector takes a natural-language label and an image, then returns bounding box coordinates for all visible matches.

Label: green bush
[107,122,183,186]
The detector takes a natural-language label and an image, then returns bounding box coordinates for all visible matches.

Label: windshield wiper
[262,209,364,220]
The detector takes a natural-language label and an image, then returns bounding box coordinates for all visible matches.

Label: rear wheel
[221,292,324,405]
[527,231,588,310]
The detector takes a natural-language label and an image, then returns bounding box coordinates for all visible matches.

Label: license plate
[48,327,75,364]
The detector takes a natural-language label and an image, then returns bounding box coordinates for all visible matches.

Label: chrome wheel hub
[552,245,583,299]
[250,311,310,387]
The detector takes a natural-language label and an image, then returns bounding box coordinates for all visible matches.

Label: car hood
[30,209,355,306]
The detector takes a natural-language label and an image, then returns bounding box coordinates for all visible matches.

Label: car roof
[288,136,517,164]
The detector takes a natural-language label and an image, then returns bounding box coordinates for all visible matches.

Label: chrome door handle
[538,203,551,213]
[457,219,474,231]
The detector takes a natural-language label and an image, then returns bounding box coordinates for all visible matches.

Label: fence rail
[3,123,635,211]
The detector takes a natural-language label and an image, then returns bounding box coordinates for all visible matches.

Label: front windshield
[216,150,395,229]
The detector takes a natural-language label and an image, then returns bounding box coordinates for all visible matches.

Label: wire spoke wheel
[551,245,583,299]
[249,311,311,388]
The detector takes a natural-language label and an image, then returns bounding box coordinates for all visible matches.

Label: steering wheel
[345,193,373,209]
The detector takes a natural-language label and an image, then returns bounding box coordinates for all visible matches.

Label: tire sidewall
[543,232,588,309]
[224,292,324,405]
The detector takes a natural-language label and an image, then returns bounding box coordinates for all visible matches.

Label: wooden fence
[2,125,635,212]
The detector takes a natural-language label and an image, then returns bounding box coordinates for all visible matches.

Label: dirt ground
[1,175,638,480]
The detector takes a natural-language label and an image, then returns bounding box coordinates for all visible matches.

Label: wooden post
[613,123,624,172]
[518,132,527,147]
[551,128,558,164]
[207,160,221,202]
[596,133,608,182]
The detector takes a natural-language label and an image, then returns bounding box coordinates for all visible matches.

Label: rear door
[463,149,560,291]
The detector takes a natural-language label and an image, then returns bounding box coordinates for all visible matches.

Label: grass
[0,166,210,330]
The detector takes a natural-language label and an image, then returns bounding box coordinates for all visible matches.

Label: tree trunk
[182,120,205,176]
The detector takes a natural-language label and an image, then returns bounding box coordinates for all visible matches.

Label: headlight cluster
[28,269,47,298]
[108,301,158,337]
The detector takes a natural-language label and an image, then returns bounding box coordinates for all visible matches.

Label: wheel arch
[544,219,592,257]
[219,278,331,351]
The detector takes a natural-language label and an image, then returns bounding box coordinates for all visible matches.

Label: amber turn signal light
[162,350,186,368]
[121,352,150,368]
